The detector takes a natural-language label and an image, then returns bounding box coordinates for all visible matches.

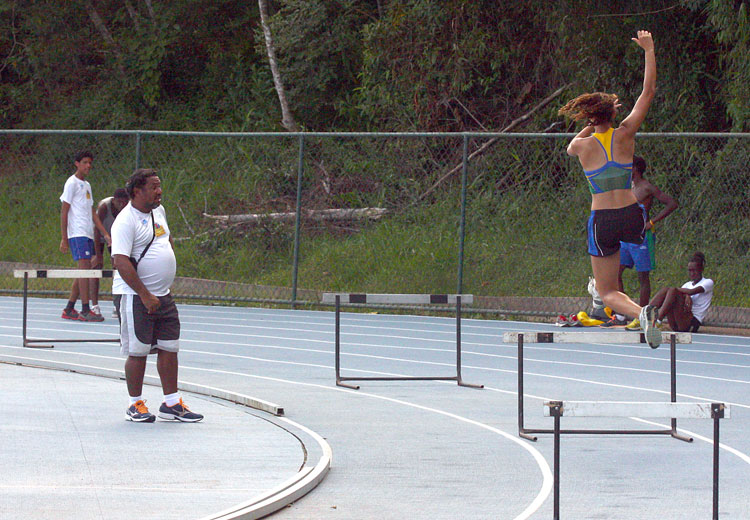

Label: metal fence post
[134,131,142,170]
[457,134,469,295]
[291,134,305,309]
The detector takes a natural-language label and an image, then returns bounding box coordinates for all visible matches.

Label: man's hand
[104,233,112,246]
[141,292,161,314]
[60,238,69,254]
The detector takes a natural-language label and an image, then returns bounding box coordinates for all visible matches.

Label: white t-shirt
[111,203,176,297]
[59,174,94,239]
[682,277,714,323]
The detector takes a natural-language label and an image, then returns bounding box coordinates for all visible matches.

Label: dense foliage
[1,0,747,132]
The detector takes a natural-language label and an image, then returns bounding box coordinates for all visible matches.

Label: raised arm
[619,31,656,135]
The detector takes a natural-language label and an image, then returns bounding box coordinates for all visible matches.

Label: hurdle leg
[334,295,359,390]
[550,401,562,520]
[22,272,54,349]
[456,296,483,389]
[517,334,537,441]
[22,272,28,347]
[669,334,693,443]
[711,403,723,520]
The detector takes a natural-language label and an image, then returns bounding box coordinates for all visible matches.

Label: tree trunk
[258,0,299,132]
[123,0,141,30]
[84,1,126,76]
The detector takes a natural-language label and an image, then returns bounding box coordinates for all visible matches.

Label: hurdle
[321,293,483,390]
[504,330,693,443]
[14,269,120,348]
[544,400,730,520]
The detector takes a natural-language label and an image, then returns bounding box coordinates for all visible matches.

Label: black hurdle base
[548,401,726,520]
[22,272,121,349]
[517,332,692,443]
[334,295,483,390]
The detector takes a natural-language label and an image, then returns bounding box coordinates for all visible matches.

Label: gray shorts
[119,293,180,357]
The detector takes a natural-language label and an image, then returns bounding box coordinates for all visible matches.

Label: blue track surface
[1,296,748,519]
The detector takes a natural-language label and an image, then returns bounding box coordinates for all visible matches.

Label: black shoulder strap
[133,212,156,267]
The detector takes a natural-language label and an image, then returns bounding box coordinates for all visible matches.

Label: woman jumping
[559,30,661,348]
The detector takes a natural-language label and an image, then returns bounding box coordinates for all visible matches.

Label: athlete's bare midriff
[591,188,638,211]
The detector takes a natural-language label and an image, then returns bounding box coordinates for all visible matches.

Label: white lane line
[6,321,750,371]
[3,343,748,411]
[2,329,748,389]
[5,298,749,338]
[3,345,749,474]
[6,301,750,346]
[629,418,750,466]
[0,351,551,520]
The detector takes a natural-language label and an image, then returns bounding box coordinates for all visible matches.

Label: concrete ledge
[0,354,331,520]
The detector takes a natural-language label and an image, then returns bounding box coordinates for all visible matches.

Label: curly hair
[558,92,618,126]
[125,168,158,199]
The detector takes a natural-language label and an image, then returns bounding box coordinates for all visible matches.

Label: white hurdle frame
[504,331,694,443]
[14,269,120,348]
[321,293,483,390]
[544,400,730,520]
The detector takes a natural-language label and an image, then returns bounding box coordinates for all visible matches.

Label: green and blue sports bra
[584,127,633,194]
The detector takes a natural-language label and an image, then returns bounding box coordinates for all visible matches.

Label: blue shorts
[620,229,655,272]
[69,237,94,261]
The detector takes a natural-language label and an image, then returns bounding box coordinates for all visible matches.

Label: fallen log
[202,207,388,224]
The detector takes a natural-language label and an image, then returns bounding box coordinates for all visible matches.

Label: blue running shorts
[620,229,655,272]
[69,236,94,261]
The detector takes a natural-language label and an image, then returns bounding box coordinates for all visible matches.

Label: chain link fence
[1,130,748,328]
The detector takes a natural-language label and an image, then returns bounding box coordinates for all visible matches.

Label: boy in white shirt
[59,150,111,321]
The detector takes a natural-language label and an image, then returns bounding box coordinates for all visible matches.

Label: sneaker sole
[643,306,662,349]
[62,315,79,320]
[158,412,203,422]
[126,414,156,423]
[79,316,105,322]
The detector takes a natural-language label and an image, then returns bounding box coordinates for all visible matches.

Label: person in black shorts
[93,188,129,318]
[111,169,203,423]
[559,30,661,348]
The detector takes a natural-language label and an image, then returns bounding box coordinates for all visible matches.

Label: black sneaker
[600,315,628,328]
[78,310,105,322]
[158,399,203,422]
[126,400,156,422]
[61,308,80,320]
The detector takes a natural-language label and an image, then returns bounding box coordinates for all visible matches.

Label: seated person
[648,252,713,332]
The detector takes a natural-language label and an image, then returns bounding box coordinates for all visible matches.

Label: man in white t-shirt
[111,168,202,423]
[59,150,111,322]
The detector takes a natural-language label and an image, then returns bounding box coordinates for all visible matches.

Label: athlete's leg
[91,253,103,307]
[617,264,627,293]
[649,287,670,308]
[591,253,641,319]
[125,355,148,397]
[156,350,179,395]
[658,289,693,331]
[76,257,91,307]
[637,271,651,306]
[68,279,80,305]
